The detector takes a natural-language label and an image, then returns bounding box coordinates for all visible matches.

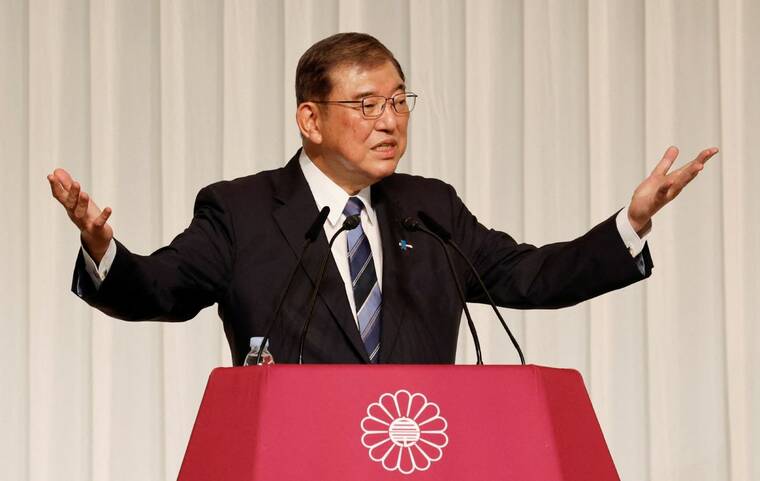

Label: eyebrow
[351,83,406,100]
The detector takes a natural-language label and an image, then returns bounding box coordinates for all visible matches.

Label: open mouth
[371,141,397,152]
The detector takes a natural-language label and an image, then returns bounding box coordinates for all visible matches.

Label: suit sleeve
[71,184,236,322]
[447,185,653,309]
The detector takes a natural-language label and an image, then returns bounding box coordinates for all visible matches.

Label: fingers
[64,182,81,210]
[47,174,68,202]
[668,146,717,188]
[93,207,112,227]
[678,162,702,188]
[672,147,718,175]
[47,168,79,205]
[693,147,719,166]
[652,146,679,176]
[46,170,113,237]
[52,168,74,190]
[73,191,89,219]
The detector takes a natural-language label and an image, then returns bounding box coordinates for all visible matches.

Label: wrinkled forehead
[326,61,406,99]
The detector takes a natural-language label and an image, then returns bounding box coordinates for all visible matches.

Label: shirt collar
[298,149,376,228]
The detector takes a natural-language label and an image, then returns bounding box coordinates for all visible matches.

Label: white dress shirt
[81,153,649,307]
[298,150,384,325]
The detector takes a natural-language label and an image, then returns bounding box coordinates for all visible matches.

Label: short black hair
[295,32,405,104]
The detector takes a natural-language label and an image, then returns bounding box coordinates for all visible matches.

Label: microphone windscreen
[343,214,361,230]
[418,211,451,241]
[305,206,330,241]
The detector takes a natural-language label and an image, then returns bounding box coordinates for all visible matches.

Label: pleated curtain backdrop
[1,1,758,480]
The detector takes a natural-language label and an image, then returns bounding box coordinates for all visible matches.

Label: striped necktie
[343,197,381,363]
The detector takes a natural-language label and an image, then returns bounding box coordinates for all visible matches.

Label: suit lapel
[372,180,409,362]
[271,152,369,363]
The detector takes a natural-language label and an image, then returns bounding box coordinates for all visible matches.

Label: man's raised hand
[627,146,718,235]
[47,168,113,263]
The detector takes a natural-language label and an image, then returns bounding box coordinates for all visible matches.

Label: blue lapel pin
[399,240,414,251]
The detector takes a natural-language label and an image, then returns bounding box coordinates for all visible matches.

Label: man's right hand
[47,168,113,264]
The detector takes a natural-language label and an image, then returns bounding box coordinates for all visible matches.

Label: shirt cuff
[81,239,116,289]
[615,206,650,257]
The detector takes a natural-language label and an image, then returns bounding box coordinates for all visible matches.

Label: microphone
[305,206,331,242]
[298,214,361,364]
[417,211,526,365]
[401,217,483,365]
[254,206,330,365]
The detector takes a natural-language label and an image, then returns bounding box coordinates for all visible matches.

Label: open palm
[628,146,718,234]
[47,168,113,262]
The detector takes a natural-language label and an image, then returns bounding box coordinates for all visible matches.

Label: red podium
[178,365,619,480]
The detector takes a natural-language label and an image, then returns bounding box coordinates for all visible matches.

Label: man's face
[314,61,409,192]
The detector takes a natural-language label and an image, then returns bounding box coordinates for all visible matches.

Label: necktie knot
[343,197,364,217]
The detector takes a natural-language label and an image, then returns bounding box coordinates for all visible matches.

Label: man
[47,33,717,365]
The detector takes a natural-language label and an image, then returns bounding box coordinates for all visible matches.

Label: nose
[374,99,398,132]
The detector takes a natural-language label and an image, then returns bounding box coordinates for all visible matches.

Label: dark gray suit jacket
[73,151,652,365]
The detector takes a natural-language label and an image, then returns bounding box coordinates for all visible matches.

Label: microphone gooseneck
[298,214,361,364]
[417,211,526,365]
[402,217,483,365]
[255,207,330,365]
[417,211,451,242]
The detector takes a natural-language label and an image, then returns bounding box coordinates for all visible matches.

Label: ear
[296,102,323,144]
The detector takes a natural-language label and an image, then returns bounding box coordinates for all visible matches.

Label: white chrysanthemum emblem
[361,390,449,474]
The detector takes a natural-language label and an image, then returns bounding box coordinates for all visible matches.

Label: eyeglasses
[311,92,418,119]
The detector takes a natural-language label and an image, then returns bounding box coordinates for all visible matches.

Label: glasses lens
[362,96,386,118]
[392,93,416,114]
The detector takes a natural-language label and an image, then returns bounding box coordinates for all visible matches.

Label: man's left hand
[627,146,719,236]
